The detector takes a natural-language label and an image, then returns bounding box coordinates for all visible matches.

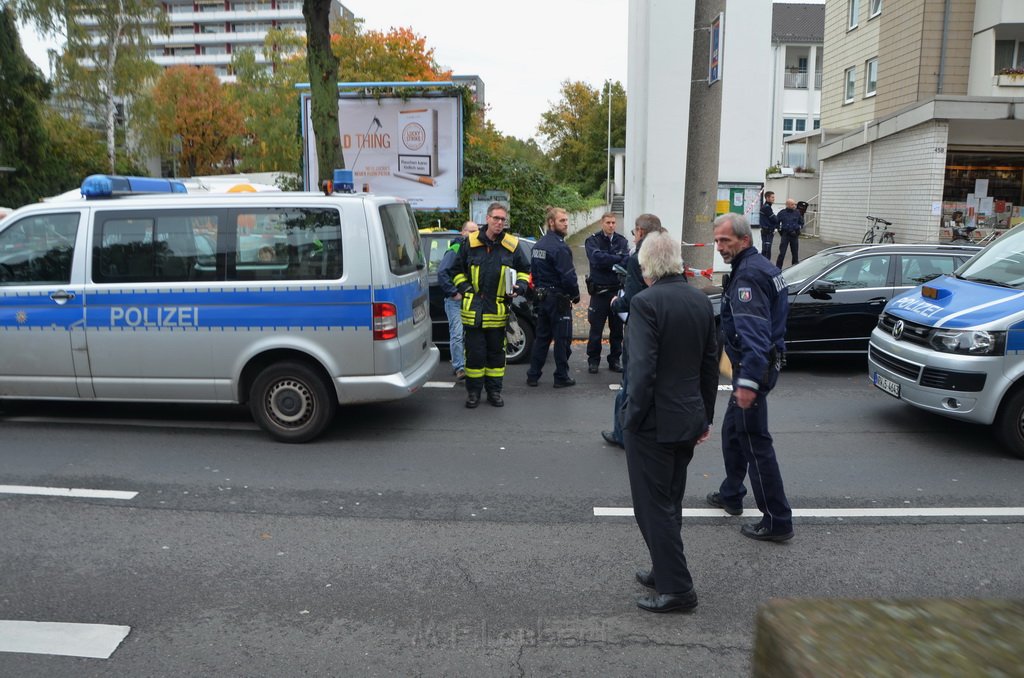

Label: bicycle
[862,215,895,244]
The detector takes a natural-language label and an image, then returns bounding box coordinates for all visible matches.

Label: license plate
[873,372,900,399]
[413,302,427,325]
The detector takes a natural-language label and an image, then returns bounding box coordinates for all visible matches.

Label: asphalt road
[2,353,1022,676]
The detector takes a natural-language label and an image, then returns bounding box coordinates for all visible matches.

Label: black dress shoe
[465,392,480,408]
[608,361,623,373]
[526,377,539,387]
[486,392,504,407]
[588,363,599,374]
[634,569,655,589]
[601,430,624,448]
[740,522,794,542]
[553,378,576,388]
[706,491,743,516]
[636,591,698,614]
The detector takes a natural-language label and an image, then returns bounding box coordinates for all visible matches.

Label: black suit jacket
[620,274,718,443]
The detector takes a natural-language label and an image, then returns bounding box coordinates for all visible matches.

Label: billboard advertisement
[301,92,463,210]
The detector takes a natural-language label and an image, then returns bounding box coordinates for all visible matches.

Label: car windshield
[781,251,852,288]
[955,224,1024,288]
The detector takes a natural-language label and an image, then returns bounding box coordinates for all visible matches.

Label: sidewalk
[565,227,838,340]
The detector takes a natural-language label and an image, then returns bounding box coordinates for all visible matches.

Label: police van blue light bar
[81,175,187,199]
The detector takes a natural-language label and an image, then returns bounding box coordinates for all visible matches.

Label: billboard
[301,91,463,210]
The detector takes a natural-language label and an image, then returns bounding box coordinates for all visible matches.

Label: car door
[787,253,893,353]
[0,210,88,397]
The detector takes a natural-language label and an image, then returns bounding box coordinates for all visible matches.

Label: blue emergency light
[81,175,187,199]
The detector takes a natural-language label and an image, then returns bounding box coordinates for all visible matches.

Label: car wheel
[249,361,336,443]
[995,387,1024,459]
[505,312,535,364]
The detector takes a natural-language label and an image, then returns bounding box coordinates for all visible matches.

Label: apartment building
[770,2,825,169]
[143,0,352,82]
[817,0,1024,243]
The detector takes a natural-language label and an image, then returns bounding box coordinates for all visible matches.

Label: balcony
[784,70,822,89]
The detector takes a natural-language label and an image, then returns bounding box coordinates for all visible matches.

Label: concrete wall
[567,206,611,239]
[819,121,948,243]
[625,0,697,243]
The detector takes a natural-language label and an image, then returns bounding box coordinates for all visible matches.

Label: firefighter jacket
[451,230,531,329]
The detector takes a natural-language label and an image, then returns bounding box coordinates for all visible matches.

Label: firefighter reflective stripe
[498,265,508,296]
[452,272,468,287]
[472,266,480,294]
[464,367,485,378]
[484,366,505,377]
[481,314,506,328]
[516,271,530,283]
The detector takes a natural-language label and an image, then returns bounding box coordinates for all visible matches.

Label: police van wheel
[505,313,534,364]
[250,362,336,443]
[995,388,1024,459]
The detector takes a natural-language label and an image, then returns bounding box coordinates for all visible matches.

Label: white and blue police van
[868,223,1024,458]
[0,175,438,442]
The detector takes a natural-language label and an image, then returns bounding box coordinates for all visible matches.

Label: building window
[869,0,882,18]
[844,67,856,103]
[813,118,821,130]
[995,40,1024,73]
[848,0,860,30]
[782,118,808,139]
[865,58,878,97]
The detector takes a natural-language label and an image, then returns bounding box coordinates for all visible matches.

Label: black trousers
[527,296,572,382]
[587,289,623,365]
[760,228,774,259]
[624,427,696,595]
[776,232,799,267]
[464,326,506,395]
[718,391,793,534]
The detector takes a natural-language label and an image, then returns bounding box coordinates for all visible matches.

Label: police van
[868,223,1024,458]
[0,175,438,442]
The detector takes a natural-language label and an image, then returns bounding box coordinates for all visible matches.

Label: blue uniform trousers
[624,428,696,595]
[527,295,572,383]
[775,232,800,267]
[610,333,630,444]
[718,391,793,534]
[760,229,775,259]
[587,289,623,366]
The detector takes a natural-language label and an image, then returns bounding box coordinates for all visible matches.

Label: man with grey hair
[620,230,718,613]
[709,212,794,542]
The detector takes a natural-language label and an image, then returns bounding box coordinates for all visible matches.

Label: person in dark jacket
[620,230,718,614]
[584,214,630,373]
[708,212,794,542]
[759,190,779,259]
[774,198,803,268]
[527,207,580,388]
[437,220,479,380]
[450,203,531,408]
[601,214,665,449]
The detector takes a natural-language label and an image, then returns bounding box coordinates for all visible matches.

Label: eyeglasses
[489,215,507,223]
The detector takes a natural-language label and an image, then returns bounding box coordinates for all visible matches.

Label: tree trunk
[104,35,120,173]
[303,0,344,188]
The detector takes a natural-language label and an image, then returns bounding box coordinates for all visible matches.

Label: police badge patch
[738,287,752,302]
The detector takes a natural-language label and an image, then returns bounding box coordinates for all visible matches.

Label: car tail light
[373,303,398,340]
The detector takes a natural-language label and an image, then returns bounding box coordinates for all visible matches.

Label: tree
[331,18,451,82]
[230,28,307,174]
[11,0,164,173]
[303,0,344,183]
[538,79,626,197]
[152,66,244,177]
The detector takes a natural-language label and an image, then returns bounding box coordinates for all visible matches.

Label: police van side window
[229,207,342,281]
[93,209,221,283]
[0,213,79,285]
[379,203,423,276]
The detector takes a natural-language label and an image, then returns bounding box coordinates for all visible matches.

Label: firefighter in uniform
[527,207,580,388]
[450,203,531,408]
[708,212,794,542]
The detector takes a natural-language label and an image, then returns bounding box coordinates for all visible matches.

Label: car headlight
[928,329,1005,355]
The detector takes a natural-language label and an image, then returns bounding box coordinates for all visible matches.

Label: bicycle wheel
[862,231,875,244]
[881,232,895,244]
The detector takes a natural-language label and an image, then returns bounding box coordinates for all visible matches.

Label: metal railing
[783,71,822,90]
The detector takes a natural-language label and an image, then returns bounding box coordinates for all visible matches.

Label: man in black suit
[619,231,719,613]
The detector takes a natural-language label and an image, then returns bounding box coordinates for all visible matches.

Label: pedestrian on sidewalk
[759,190,779,260]
[527,207,580,388]
[437,220,478,381]
[585,213,630,374]
[775,198,803,268]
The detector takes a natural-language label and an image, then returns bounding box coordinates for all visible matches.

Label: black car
[420,230,536,364]
[710,243,982,354]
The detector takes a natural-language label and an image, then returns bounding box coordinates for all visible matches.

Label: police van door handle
[50,290,76,304]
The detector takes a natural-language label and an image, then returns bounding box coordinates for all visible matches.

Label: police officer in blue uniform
[708,212,794,542]
[585,213,630,373]
[527,207,580,388]
[759,190,779,259]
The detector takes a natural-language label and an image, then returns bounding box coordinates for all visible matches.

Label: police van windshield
[955,223,1024,289]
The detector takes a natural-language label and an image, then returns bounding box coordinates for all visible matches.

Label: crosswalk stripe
[0,485,138,500]
[0,620,130,659]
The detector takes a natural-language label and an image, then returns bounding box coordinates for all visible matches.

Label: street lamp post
[605,81,612,208]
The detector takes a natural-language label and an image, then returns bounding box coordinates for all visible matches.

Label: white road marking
[594,506,1024,518]
[0,620,130,659]
[424,381,456,389]
[0,485,138,500]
